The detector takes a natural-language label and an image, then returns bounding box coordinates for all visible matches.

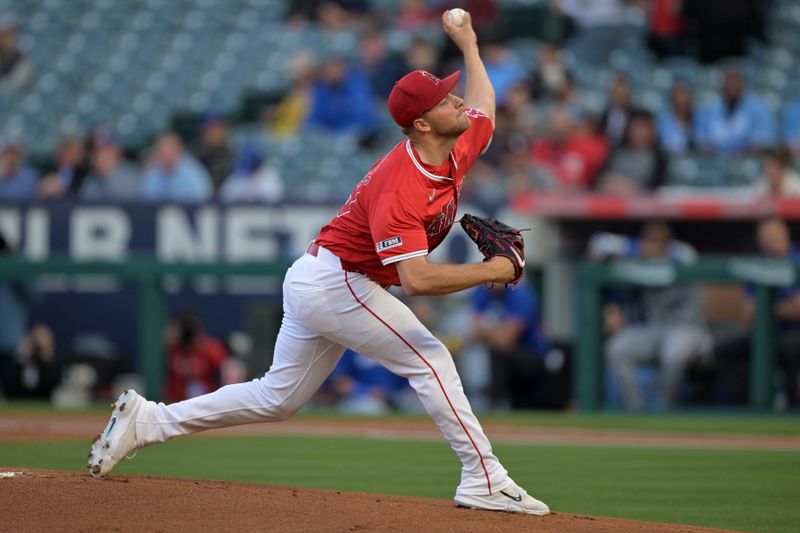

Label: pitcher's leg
[333,272,510,496]
[136,315,345,446]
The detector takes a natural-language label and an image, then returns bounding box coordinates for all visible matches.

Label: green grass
[3,400,800,436]
[1,434,798,532]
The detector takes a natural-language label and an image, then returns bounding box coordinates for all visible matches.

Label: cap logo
[420,71,440,84]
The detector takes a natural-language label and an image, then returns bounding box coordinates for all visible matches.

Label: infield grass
[1,432,798,532]
[3,401,800,436]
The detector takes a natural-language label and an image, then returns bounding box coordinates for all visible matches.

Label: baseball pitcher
[88,10,549,516]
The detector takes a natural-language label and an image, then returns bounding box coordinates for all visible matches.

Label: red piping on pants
[343,271,492,495]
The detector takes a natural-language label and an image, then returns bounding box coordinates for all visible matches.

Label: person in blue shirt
[656,80,699,155]
[695,68,776,154]
[591,222,711,410]
[323,349,411,414]
[37,134,90,198]
[482,41,525,106]
[782,95,800,158]
[715,216,800,406]
[0,137,37,200]
[140,132,213,202]
[470,279,554,409]
[305,55,379,141]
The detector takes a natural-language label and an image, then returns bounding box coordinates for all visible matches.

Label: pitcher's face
[422,94,471,138]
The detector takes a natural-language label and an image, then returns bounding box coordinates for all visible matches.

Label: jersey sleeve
[370,191,429,265]
[452,107,494,170]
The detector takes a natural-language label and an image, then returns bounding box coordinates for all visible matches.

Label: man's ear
[413,117,432,133]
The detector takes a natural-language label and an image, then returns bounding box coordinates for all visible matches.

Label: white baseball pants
[134,245,512,496]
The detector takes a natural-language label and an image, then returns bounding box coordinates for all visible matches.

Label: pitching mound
[0,468,729,532]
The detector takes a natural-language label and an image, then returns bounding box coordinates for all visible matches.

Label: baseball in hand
[447,8,467,27]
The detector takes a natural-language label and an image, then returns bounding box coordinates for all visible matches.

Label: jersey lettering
[426,198,456,237]
[337,153,388,217]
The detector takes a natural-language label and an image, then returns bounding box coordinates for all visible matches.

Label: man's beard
[431,115,471,138]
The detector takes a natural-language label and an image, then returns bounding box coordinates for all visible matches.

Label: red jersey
[165,334,228,403]
[316,108,493,286]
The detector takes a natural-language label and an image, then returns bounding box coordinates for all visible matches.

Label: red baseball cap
[387,69,462,128]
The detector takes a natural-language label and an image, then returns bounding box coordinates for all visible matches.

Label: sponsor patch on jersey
[376,236,403,252]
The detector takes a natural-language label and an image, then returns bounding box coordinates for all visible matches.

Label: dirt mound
[0,468,730,532]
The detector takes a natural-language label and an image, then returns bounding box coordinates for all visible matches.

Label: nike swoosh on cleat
[105,417,117,437]
[500,490,523,502]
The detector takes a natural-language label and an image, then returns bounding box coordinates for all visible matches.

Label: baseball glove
[460,213,527,286]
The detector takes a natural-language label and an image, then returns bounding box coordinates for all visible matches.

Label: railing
[576,257,794,411]
[1,255,793,411]
[0,257,291,402]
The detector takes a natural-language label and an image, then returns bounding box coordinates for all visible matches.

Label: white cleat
[454,483,550,516]
[87,389,144,478]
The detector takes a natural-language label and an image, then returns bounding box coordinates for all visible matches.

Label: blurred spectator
[599,73,638,147]
[645,0,687,60]
[285,0,320,28]
[358,30,406,99]
[321,349,412,415]
[395,0,439,31]
[286,1,371,32]
[717,217,800,406]
[317,1,370,33]
[782,95,800,158]
[597,110,667,194]
[1,325,59,400]
[140,132,213,202]
[306,55,379,142]
[38,134,90,199]
[558,0,630,64]
[596,222,711,409]
[79,132,139,200]
[164,311,228,403]
[194,111,235,192]
[747,218,800,405]
[219,145,285,202]
[656,80,698,155]
[484,83,537,166]
[404,36,440,75]
[470,280,560,409]
[0,18,32,91]
[0,136,37,200]
[529,43,573,102]
[0,232,58,400]
[695,69,776,154]
[754,147,800,197]
[530,106,609,189]
[681,0,764,63]
[268,51,317,138]
[0,229,29,367]
[503,83,539,137]
[506,143,538,198]
[459,160,507,209]
[482,41,526,106]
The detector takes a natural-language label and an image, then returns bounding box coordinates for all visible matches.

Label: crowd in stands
[2,1,800,205]
[0,117,286,203]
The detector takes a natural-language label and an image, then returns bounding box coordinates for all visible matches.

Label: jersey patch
[376,236,403,252]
